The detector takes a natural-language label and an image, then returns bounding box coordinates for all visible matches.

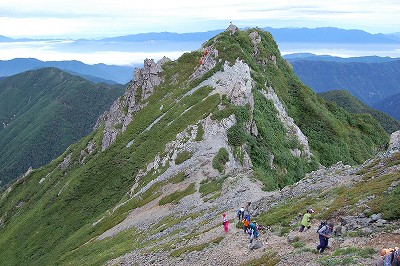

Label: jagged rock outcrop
[59,153,72,170]
[388,130,400,152]
[94,57,170,150]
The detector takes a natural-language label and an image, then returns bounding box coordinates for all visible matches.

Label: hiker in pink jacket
[222,213,229,233]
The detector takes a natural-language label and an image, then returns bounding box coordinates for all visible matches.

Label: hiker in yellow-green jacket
[299,209,314,232]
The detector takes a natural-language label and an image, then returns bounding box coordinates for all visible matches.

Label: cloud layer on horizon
[1,0,400,38]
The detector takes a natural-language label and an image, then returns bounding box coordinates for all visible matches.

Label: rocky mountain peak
[94,57,170,150]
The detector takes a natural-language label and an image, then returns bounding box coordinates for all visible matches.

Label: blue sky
[1,0,400,38]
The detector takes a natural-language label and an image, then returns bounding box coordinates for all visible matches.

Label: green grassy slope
[319,89,400,133]
[0,68,124,185]
[0,29,389,265]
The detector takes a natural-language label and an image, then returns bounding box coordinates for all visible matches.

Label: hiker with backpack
[241,212,251,234]
[376,247,400,266]
[393,248,400,266]
[316,222,334,254]
[248,221,260,249]
[242,217,250,234]
[222,213,229,233]
[299,209,314,232]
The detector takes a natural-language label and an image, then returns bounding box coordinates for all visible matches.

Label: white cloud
[1,0,400,38]
[0,41,187,65]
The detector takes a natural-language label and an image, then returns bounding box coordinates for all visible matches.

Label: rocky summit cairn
[226,22,239,35]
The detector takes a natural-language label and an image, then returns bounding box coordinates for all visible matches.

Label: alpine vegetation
[0,24,396,266]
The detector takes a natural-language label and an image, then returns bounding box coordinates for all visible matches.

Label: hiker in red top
[222,213,229,233]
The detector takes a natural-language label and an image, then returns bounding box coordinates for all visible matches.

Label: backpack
[393,249,400,266]
[316,221,327,233]
[383,252,392,266]
[253,229,259,238]
[249,222,257,231]
[242,219,250,228]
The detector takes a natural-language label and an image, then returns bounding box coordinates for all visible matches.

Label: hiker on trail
[242,217,250,234]
[393,247,400,266]
[316,222,334,254]
[237,207,245,221]
[248,220,260,249]
[376,247,400,266]
[222,213,229,233]
[299,209,314,232]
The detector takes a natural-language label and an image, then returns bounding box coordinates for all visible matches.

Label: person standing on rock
[316,222,334,254]
[299,209,314,232]
[222,213,229,233]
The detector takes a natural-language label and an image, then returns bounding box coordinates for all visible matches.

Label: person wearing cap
[299,209,314,232]
[317,222,334,254]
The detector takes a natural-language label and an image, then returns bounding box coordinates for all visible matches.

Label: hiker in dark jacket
[237,207,245,221]
[393,248,400,266]
[316,222,334,253]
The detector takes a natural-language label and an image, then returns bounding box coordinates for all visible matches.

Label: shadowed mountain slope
[0,68,124,185]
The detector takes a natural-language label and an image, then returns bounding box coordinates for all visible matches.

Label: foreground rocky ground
[104,133,400,266]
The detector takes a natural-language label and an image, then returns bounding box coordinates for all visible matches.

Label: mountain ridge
[319,90,400,133]
[2,27,399,43]
[0,67,124,185]
[0,25,396,266]
[0,58,133,84]
[289,59,400,106]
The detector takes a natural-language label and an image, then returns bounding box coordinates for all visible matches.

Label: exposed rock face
[135,58,166,100]
[192,59,254,108]
[249,31,267,66]
[94,57,170,151]
[190,46,218,81]
[261,86,312,158]
[59,153,72,170]
[249,30,277,66]
[226,22,239,35]
[79,140,96,164]
[130,115,239,197]
[388,130,400,152]
[129,60,255,197]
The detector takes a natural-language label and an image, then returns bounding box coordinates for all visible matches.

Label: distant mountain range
[2,27,399,44]
[0,58,133,84]
[288,58,400,107]
[264,27,399,43]
[283,53,398,63]
[0,68,125,185]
